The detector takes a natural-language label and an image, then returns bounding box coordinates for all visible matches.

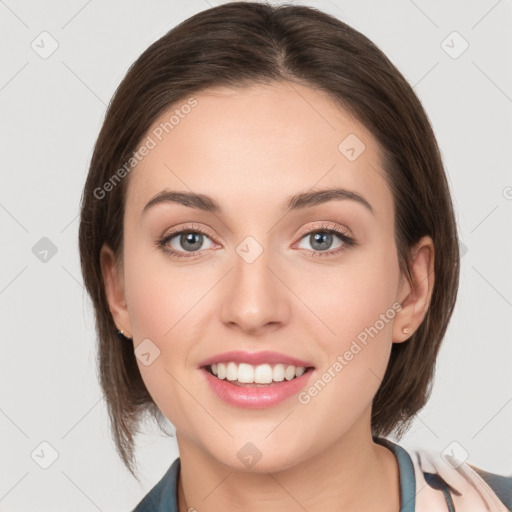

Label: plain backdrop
[1,0,511,510]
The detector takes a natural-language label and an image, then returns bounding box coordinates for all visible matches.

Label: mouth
[202,362,316,387]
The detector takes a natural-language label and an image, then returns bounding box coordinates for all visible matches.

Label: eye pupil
[181,232,203,251]
[311,232,332,251]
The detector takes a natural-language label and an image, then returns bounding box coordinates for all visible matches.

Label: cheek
[297,253,399,426]
[306,241,400,346]
[122,244,212,412]
[123,240,201,339]
[302,239,400,399]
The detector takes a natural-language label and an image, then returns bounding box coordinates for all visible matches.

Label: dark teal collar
[374,436,417,511]
[132,437,418,511]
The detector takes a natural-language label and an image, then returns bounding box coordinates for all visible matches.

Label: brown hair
[78,1,460,478]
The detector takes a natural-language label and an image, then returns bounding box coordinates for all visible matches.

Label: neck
[176,422,400,512]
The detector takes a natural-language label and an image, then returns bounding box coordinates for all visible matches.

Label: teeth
[210,362,306,384]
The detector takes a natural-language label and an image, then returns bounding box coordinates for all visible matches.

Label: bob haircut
[78,1,460,478]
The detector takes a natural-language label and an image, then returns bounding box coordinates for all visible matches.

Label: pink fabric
[405,445,508,511]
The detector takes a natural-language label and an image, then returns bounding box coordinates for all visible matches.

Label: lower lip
[200,367,315,408]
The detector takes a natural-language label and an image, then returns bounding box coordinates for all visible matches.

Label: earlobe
[393,236,435,343]
[99,243,133,338]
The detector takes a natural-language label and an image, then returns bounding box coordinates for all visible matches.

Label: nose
[219,240,291,335]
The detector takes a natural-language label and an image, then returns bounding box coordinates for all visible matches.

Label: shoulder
[131,457,181,512]
[403,443,512,511]
[467,464,512,511]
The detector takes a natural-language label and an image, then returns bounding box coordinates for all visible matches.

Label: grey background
[1,0,511,510]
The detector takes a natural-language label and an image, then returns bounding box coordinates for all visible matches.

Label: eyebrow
[141,187,374,218]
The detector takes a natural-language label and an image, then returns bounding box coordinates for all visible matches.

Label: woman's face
[105,81,424,472]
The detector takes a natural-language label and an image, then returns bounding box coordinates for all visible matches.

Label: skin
[101,81,434,512]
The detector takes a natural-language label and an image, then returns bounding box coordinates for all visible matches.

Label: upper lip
[198,350,314,368]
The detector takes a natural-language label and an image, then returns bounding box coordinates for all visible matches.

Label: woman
[78,2,511,510]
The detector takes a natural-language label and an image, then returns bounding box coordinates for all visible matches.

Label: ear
[392,235,435,343]
[100,243,133,338]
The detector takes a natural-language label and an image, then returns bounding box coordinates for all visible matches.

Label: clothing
[132,437,512,511]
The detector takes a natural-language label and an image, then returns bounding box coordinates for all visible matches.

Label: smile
[201,365,316,408]
[208,362,309,385]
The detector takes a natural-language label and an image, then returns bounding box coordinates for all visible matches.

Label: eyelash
[156,223,357,260]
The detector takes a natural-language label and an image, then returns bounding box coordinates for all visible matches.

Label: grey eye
[169,232,214,252]
[297,231,344,252]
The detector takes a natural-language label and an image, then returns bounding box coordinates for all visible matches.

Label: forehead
[125,81,392,221]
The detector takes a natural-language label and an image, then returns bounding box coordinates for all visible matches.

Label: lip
[201,366,316,408]
[198,350,314,369]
